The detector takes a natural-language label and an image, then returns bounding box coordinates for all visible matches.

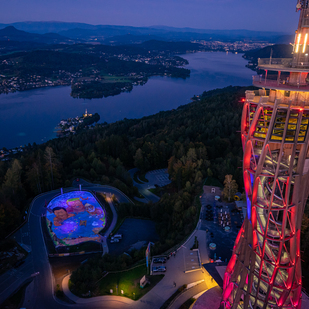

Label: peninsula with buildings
[56,109,101,137]
[0,29,273,99]
[0,41,192,99]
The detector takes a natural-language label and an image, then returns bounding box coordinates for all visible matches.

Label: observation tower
[221,1,309,308]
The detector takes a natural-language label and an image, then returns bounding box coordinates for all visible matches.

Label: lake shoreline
[0,51,254,149]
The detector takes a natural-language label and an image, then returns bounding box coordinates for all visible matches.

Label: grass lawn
[97,264,164,300]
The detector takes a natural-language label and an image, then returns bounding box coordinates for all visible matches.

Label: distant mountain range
[0,26,73,44]
[0,21,292,44]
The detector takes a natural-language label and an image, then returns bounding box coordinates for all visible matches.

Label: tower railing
[252,75,309,92]
[258,58,293,67]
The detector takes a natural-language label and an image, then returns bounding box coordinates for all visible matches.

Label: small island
[56,110,101,137]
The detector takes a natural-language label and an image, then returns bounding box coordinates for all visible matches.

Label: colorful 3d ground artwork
[46,191,106,247]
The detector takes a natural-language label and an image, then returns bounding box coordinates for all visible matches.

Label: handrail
[253,75,309,93]
[258,58,293,67]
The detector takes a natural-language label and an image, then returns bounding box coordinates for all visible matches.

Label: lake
[0,52,254,149]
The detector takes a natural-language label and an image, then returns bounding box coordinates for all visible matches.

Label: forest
[0,50,190,79]
[0,85,246,239]
[1,85,309,292]
[0,47,190,97]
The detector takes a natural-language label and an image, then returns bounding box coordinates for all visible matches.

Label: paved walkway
[61,206,212,309]
[128,168,164,203]
[169,283,207,309]
[100,193,118,255]
[62,275,134,306]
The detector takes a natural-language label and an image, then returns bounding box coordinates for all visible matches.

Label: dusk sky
[0,0,299,33]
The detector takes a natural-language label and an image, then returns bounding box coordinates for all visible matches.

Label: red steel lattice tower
[221,2,309,308]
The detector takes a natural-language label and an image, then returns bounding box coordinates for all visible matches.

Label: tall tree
[1,159,25,210]
[222,174,238,202]
[2,159,22,196]
[26,162,42,194]
[45,147,55,190]
[133,148,144,171]
[44,147,62,190]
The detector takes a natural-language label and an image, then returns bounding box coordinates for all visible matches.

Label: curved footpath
[128,168,163,203]
[60,189,215,309]
[18,184,133,309]
[62,275,134,306]
[1,179,225,309]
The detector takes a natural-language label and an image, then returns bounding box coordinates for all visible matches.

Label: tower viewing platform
[220,1,309,309]
[253,57,309,94]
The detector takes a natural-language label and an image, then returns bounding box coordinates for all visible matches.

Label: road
[0,184,133,309]
[28,185,135,309]
[0,181,222,309]
[128,168,163,203]
[0,179,213,309]
[60,192,213,309]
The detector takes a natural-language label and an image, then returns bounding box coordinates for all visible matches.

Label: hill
[0,22,288,43]
[105,34,165,45]
[0,26,73,44]
[243,44,293,69]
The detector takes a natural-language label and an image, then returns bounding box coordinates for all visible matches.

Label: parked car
[153,266,166,272]
[114,234,122,239]
[110,238,119,243]
[153,257,167,264]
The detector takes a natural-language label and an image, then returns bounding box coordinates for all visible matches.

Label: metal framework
[220,3,309,309]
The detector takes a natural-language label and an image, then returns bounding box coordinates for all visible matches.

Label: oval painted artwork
[46,191,106,247]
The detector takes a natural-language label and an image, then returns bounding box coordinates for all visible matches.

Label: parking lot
[151,256,167,275]
[200,186,244,262]
[108,218,159,255]
[145,169,171,187]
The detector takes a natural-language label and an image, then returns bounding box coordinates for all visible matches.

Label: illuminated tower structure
[221,2,309,308]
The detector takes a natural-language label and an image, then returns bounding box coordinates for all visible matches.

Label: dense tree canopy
[0,86,248,240]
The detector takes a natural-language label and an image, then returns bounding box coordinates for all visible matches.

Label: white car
[153,266,166,272]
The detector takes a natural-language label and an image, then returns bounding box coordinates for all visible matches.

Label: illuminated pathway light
[220,1,309,308]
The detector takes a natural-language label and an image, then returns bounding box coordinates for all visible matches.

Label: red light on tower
[221,2,309,308]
